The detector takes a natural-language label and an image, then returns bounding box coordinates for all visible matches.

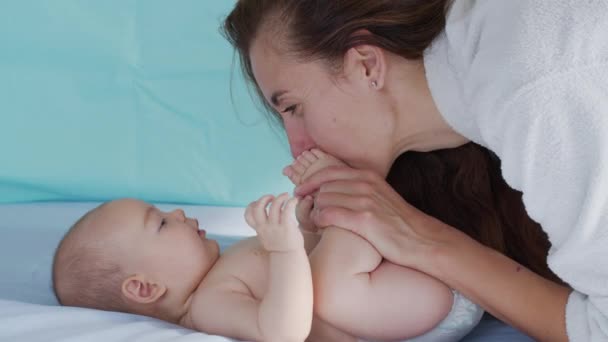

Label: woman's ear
[343,30,387,90]
[121,274,167,305]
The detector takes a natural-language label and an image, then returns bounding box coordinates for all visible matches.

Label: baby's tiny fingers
[283,165,294,178]
[269,193,289,224]
[281,196,299,225]
[244,204,256,228]
[253,195,274,223]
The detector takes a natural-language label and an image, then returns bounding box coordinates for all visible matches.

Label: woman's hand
[295,195,317,233]
[295,165,456,274]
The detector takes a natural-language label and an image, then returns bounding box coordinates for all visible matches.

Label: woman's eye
[282,104,297,115]
[159,218,167,229]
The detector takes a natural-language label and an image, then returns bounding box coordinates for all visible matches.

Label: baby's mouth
[198,228,207,238]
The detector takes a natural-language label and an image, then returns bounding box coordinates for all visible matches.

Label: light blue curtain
[0,1,292,206]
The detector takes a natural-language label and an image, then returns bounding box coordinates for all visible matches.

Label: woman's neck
[386,58,468,159]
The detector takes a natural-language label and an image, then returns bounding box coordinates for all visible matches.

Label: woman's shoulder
[425,0,608,143]
[444,0,608,79]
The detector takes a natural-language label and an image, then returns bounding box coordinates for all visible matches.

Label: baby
[53,149,482,342]
[53,194,312,342]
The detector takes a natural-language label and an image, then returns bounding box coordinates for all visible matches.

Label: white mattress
[0,202,533,342]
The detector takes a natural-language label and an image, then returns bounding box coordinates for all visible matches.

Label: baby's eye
[159,218,167,229]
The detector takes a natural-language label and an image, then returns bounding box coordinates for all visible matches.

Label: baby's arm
[260,243,312,341]
[187,194,313,342]
[309,227,453,341]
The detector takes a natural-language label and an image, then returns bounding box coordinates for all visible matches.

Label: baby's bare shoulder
[223,236,266,257]
[196,237,269,297]
[184,237,268,333]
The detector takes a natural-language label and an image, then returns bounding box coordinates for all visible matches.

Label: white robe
[424,1,608,340]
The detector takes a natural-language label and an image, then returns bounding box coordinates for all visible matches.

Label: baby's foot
[283,149,345,233]
[283,149,346,186]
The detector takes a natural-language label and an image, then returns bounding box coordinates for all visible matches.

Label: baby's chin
[206,240,221,263]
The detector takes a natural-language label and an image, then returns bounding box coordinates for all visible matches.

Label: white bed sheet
[0,202,533,342]
[0,299,232,342]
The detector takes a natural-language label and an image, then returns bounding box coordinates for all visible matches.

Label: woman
[222,1,608,341]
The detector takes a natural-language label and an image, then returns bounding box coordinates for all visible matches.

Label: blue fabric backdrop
[0,1,292,206]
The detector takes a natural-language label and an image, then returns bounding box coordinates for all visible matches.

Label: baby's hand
[245,193,304,253]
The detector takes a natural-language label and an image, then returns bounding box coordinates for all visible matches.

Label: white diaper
[360,290,484,342]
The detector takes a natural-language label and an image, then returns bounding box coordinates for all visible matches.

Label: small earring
[371,80,378,88]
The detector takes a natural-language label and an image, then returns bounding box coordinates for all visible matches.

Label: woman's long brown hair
[223,0,562,284]
[387,144,561,284]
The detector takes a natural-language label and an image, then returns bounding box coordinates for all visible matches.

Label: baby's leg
[287,152,456,340]
[283,148,346,186]
[309,227,455,341]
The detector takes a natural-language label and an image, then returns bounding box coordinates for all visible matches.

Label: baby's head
[52,198,220,322]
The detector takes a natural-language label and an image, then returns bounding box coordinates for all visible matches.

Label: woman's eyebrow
[271,90,288,106]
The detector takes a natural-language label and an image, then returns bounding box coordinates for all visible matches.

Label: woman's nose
[284,121,315,158]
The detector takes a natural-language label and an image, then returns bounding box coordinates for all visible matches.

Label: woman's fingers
[296,195,316,232]
[312,206,367,237]
[296,195,314,222]
[313,191,376,213]
[317,179,377,197]
[315,178,420,217]
[294,165,376,197]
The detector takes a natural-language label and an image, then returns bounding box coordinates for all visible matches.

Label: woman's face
[249,37,397,176]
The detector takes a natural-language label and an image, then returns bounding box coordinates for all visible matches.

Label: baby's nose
[171,209,186,221]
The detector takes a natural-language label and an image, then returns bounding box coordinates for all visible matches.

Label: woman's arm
[431,226,571,342]
[476,65,608,342]
[427,2,608,339]
[309,226,453,341]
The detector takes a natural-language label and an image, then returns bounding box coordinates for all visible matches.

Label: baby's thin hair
[52,205,129,313]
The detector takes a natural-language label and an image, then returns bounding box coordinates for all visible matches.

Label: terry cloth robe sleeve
[424,1,608,340]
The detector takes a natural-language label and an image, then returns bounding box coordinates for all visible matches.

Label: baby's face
[99,199,220,297]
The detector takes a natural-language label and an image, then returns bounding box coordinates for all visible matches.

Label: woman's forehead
[251,40,327,101]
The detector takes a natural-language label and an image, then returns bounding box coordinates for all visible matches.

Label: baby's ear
[121,274,166,304]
